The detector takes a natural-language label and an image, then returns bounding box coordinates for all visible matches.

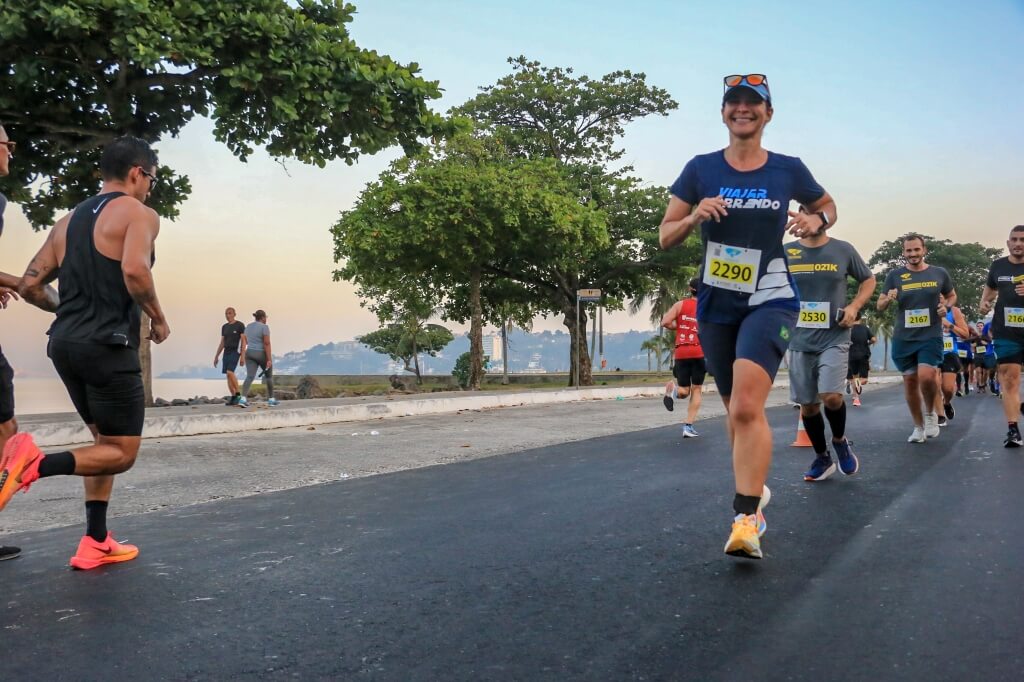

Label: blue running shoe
[683,424,700,438]
[267,398,279,406]
[803,455,836,482]
[833,439,859,476]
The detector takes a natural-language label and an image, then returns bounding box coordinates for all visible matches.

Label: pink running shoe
[69,533,139,570]
[0,433,44,511]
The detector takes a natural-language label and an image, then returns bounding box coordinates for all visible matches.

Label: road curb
[31,375,904,447]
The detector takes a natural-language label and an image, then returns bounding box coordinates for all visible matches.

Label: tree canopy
[451,56,695,385]
[0,0,450,227]
[332,129,607,388]
[358,322,453,383]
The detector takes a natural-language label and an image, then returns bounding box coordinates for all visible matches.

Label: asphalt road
[1,386,1020,681]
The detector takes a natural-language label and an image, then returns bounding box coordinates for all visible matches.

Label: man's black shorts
[940,354,962,373]
[847,356,870,380]
[673,357,706,388]
[222,350,240,374]
[0,349,14,424]
[48,339,145,437]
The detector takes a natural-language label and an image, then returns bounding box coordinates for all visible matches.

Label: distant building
[521,353,547,374]
[488,334,502,361]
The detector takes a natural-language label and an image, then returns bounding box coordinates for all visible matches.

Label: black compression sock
[824,402,847,441]
[733,494,761,516]
[1010,422,1019,432]
[802,411,829,454]
[85,500,108,542]
[38,451,76,478]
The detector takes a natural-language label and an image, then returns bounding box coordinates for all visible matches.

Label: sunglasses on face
[0,141,15,153]
[138,166,160,188]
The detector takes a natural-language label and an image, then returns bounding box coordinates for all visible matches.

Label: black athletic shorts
[940,354,962,373]
[222,350,240,374]
[673,357,706,388]
[847,356,870,380]
[48,339,145,437]
[0,349,14,424]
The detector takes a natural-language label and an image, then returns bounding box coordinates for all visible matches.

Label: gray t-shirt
[0,191,7,237]
[785,238,873,352]
[883,265,954,341]
[244,321,271,352]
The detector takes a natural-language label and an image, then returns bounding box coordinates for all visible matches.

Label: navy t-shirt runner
[882,265,954,341]
[670,150,826,325]
[985,257,1024,341]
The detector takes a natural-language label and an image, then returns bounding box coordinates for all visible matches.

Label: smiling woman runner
[659,74,837,560]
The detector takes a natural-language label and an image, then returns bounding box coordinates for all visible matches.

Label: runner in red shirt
[661,278,705,437]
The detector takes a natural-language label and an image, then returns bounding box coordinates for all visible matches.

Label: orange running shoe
[69,533,139,570]
[0,433,44,511]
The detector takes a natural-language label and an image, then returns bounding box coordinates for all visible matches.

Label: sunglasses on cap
[723,74,771,103]
[724,74,767,88]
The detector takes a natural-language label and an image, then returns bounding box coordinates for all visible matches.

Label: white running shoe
[908,426,926,443]
[924,413,940,438]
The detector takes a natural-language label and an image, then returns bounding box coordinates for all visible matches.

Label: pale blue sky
[2,0,1022,375]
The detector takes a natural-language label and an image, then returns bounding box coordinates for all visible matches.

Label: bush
[452,352,489,388]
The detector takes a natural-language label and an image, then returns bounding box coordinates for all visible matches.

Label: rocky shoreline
[152,375,341,407]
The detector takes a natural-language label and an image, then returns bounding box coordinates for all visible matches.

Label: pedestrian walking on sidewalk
[214,307,246,405]
[240,310,276,406]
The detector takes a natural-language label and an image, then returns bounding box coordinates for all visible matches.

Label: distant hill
[159,329,666,378]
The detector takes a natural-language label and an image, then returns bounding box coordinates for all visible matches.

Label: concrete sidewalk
[21,375,903,447]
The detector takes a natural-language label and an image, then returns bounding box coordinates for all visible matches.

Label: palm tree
[640,337,658,372]
[629,278,689,329]
[641,333,674,372]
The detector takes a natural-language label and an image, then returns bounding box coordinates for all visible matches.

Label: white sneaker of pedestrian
[924,412,940,438]
[908,426,926,443]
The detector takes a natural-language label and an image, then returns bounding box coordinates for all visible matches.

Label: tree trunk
[468,266,484,390]
[412,337,421,384]
[590,305,597,365]
[139,313,153,407]
[883,335,890,371]
[563,307,592,387]
[501,318,510,385]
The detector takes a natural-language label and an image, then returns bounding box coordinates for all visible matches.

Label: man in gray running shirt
[240,309,275,406]
[786,230,875,482]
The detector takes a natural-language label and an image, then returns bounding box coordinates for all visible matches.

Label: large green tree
[332,131,606,389]
[1,0,448,402]
[453,56,698,385]
[0,0,449,227]
[867,236,1003,321]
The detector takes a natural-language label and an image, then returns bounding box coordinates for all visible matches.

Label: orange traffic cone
[791,414,813,447]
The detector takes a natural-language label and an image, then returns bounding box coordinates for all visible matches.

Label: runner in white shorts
[785,229,875,481]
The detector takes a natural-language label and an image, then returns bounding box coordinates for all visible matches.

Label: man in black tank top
[0,136,169,571]
[0,121,25,561]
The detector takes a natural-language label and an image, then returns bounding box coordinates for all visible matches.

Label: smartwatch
[816,211,830,230]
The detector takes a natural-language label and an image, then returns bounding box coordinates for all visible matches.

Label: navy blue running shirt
[670,150,826,325]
